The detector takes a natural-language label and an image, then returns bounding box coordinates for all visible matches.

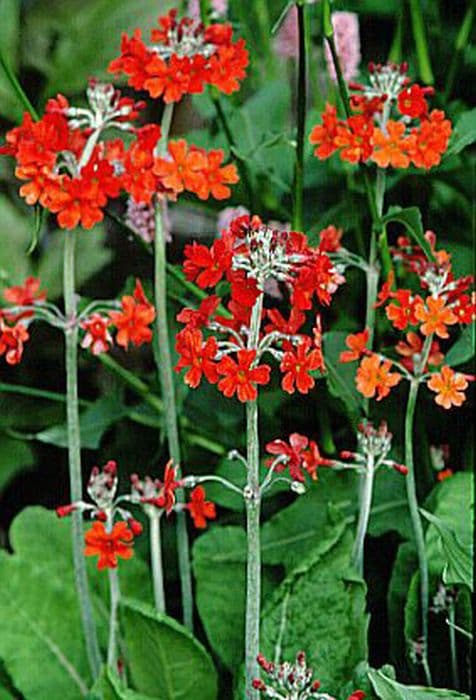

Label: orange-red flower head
[84,520,135,570]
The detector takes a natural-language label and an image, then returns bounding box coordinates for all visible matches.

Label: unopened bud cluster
[152,16,216,60]
[339,421,408,475]
[65,80,142,132]
[253,652,325,699]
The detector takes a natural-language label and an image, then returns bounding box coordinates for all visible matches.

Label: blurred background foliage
[0,0,474,698]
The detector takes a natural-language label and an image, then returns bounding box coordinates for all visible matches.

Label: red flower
[176,295,220,329]
[109,279,156,348]
[183,238,232,288]
[280,338,324,394]
[84,521,134,570]
[375,271,395,307]
[193,149,239,201]
[340,329,369,363]
[120,125,162,204]
[452,293,476,324]
[264,307,306,336]
[0,320,29,365]
[408,110,452,169]
[80,314,113,355]
[154,140,207,196]
[356,354,402,401]
[386,290,421,330]
[175,328,219,388]
[309,103,339,159]
[265,433,310,482]
[2,276,46,321]
[157,460,181,515]
[186,486,216,529]
[397,84,430,118]
[318,225,343,252]
[217,349,270,402]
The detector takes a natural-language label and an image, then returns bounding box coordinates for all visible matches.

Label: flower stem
[153,103,193,630]
[150,513,166,613]
[449,600,460,690]
[63,230,102,679]
[404,378,432,685]
[107,568,120,671]
[409,0,434,84]
[245,295,264,700]
[292,2,307,231]
[351,455,375,575]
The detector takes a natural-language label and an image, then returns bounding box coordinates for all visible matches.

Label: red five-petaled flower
[109,279,155,349]
[217,349,270,402]
[340,328,370,363]
[280,338,324,394]
[84,520,134,570]
[186,486,216,529]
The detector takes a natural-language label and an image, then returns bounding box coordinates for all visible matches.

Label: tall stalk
[150,513,166,613]
[63,230,102,679]
[408,0,434,84]
[292,2,307,231]
[245,294,264,700]
[154,103,193,630]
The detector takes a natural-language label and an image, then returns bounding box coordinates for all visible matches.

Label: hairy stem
[245,295,264,700]
[404,379,432,685]
[292,2,307,231]
[351,456,375,575]
[153,103,193,630]
[150,513,166,613]
[63,230,102,679]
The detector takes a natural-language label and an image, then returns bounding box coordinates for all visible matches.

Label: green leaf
[0,433,35,492]
[368,469,411,540]
[0,0,24,121]
[193,526,247,671]
[37,226,113,299]
[421,509,473,590]
[445,324,475,367]
[93,668,156,700]
[368,669,469,699]
[323,331,363,419]
[260,527,368,695]
[446,108,476,157]
[0,196,33,284]
[382,207,436,262]
[34,394,128,449]
[121,598,218,700]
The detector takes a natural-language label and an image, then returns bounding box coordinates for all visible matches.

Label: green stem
[150,513,166,613]
[409,0,434,84]
[0,50,39,119]
[292,2,307,231]
[444,2,475,101]
[107,567,120,672]
[351,456,375,575]
[154,103,193,631]
[245,294,264,700]
[404,379,432,686]
[449,602,460,690]
[63,231,102,680]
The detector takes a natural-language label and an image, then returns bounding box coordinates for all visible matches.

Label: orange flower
[437,467,453,481]
[427,366,468,409]
[415,296,457,338]
[371,121,411,168]
[309,103,339,159]
[84,520,134,570]
[334,115,373,163]
[340,329,369,363]
[186,486,216,529]
[408,110,452,169]
[154,140,207,195]
[386,290,421,330]
[194,150,239,200]
[356,354,402,401]
[109,279,156,349]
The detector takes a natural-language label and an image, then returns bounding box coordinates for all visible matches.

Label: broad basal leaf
[421,509,473,591]
[368,669,469,699]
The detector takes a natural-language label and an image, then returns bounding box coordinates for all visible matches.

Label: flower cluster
[253,651,365,700]
[341,232,474,408]
[175,214,344,402]
[130,461,216,529]
[338,421,408,476]
[56,460,143,570]
[0,81,238,229]
[0,277,47,365]
[108,9,248,103]
[310,62,452,169]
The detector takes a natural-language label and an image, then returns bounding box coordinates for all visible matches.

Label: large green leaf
[446,108,476,157]
[260,526,368,695]
[0,434,35,492]
[92,668,156,700]
[368,669,469,699]
[445,324,475,368]
[421,509,473,591]
[382,207,435,262]
[121,599,218,700]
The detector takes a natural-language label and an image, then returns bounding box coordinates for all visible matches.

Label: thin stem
[351,455,375,575]
[404,379,432,685]
[154,103,193,631]
[107,568,120,671]
[449,602,460,690]
[408,0,434,84]
[150,513,166,613]
[444,2,475,101]
[63,231,102,679]
[245,294,264,700]
[292,2,307,231]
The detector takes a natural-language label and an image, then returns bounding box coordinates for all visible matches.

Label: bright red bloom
[292,252,344,309]
[340,329,370,363]
[280,338,324,394]
[186,486,216,529]
[427,366,469,409]
[408,110,452,169]
[80,314,113,355]
[120,125,162,204]
[356,354,402,401]
[84,520,134,570]
[265,433,333,482]
[386,290,421,330]
[183,237,232,288]
[0,320,29,365]
[176,295,221,329]
[437,468,453,482]
[451,293,476,324]
[109,279,156,348]
[157,460,181,515]
[309,103,339,159]
[175,328,219,388]
[318,225,343,253]
[397,85,430,118]
[334,115,373,163]
[264,307,306,336]
[302,440,334,480]
[415,296,457,338]
[217,349,270,402]
[375,271,395,307]
[2,276,46,321]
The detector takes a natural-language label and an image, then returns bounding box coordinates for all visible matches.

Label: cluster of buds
[337,421,408,476]
[430,583,457,614]
[252,652,365,700]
